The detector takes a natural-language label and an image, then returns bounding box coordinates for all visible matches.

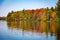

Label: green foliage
[50,7,55,11]
[56,0,60,18]
[6,8,56,34]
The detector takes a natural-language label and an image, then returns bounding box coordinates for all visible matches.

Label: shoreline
[0,17,6,20]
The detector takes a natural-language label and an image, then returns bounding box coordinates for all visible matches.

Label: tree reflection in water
[7,20,56,36]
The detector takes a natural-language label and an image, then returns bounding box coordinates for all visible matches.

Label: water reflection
[0,20,57,40]
[7,20,56,36]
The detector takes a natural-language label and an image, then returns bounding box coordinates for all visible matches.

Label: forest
[6,0,60,39]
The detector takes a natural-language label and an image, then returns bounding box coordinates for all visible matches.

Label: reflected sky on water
[0,20,56,40]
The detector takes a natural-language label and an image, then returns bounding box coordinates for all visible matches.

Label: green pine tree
[56,0,60,18]
[50,7,55,11]
[56,0,60,40]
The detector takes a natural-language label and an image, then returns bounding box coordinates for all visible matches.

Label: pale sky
[0,0,58,17]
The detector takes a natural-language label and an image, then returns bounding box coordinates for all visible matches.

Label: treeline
[6,0,60,39]
[6,7,56,22]
[6,7,57,35]
[0,17,6,20]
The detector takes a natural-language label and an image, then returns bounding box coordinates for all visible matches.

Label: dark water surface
[0,20,56,40]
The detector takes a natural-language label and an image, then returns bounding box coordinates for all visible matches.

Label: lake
[0,20,56,40]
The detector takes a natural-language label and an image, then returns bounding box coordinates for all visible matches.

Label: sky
[0,0,58,17]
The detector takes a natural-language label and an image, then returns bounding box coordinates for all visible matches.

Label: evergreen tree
[56,0,60,18]
[50,7,55,11]
[56,0,60,40]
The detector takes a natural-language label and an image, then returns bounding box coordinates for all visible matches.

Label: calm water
[0,20,56,40]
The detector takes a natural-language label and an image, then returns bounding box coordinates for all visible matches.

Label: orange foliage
[39,8,45,14]
[39,22,43,33]
[25,8,46,15]
[50,22,56,33]
[25,10,32,13]
[7,8,56,33]
[50,12,56,20]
